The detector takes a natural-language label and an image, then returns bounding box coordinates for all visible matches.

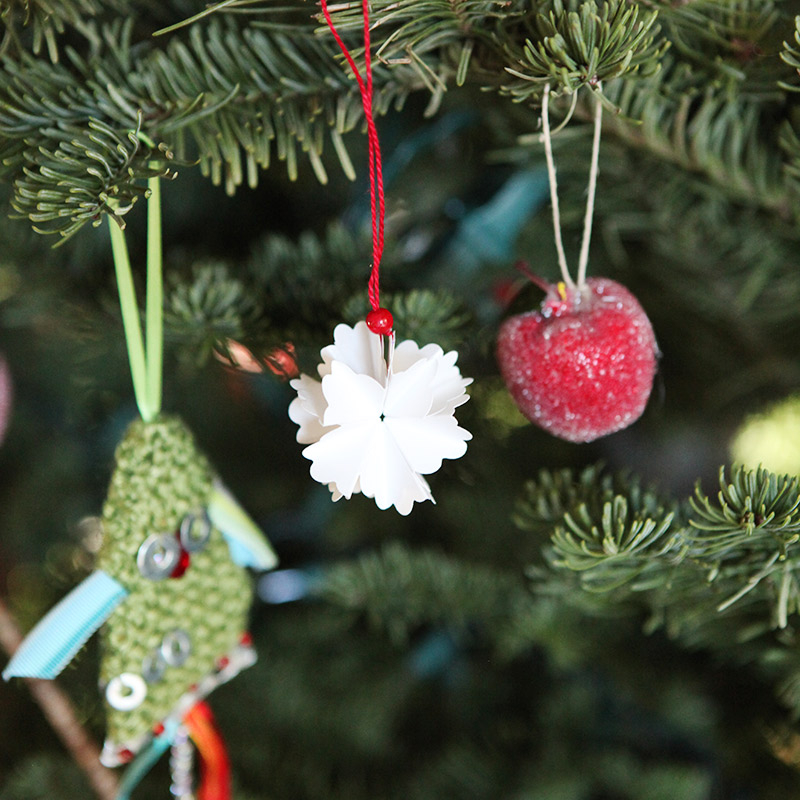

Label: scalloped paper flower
[289,322,472,515]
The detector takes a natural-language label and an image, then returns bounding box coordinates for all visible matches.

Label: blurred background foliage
[3,0,800,798]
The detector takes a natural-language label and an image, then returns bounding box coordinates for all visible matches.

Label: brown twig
[0,596,119,800]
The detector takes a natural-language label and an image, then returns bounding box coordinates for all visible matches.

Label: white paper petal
[391,340,430,372]
[392,342,471,415]
[288,375,331,444]
[427,352,473,415]
[357,424,433,515]
[304,422,379,499]
[321,363,385,428]
[384,413,472,475]
[431,351,473,414]
[383,359,436,419]
[328,478,360,502]
[320,322,386,383]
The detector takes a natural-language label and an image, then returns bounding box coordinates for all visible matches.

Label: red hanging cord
[320,0,390,333]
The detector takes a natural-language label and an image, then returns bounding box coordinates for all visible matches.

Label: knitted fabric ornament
[3,415,277,769]
[97,415,274,763]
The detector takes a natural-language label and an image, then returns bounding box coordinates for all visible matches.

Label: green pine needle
[502,0,667,99]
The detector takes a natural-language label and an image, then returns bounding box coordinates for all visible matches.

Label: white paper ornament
[289,322,472,515]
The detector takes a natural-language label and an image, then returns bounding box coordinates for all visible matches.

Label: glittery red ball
[496,277,657,443]
[366,307,394,335]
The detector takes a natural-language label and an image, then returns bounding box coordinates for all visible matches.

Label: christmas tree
[3,0,800,796]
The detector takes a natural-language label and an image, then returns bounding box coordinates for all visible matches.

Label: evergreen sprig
[502,0,666,99]
[514,464,675,537]
[245,222,369,352]
[342,288,471,353]
[317,0,520,96]
[552,497,676,576]
[662,0,782,86]
[689,466,800,560]
[0,0,104,62]
[601,54,788,213]
[10,118,174,240]
[164,261,263,363]
[515,465,678,593]
[0,15,424,217]
[670,467,800,638]
[319,541,531,646]
[780,12,800,90]
[0,0,793,230]
[518,464,800,678]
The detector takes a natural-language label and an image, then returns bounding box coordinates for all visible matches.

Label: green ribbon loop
[108,176,164,422]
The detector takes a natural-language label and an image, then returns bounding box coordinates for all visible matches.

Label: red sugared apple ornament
[497,277,657,443]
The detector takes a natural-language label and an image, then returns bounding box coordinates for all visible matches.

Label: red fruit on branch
[496,277,658,443]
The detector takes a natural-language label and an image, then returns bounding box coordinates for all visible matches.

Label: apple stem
[514,260,552,293]
[540,84,576,291]
[576,86,603,290]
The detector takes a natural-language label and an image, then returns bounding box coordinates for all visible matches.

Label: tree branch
[0,596,119,800]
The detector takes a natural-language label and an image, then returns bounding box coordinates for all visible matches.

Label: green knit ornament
[96,415,254,752]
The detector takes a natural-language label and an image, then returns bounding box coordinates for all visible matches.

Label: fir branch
[658,0,783,89]
[592,2,795,213]
[689,466,800,560]
[318,541,531,646]
[780,12,800,89]
[317,0,518,96]
[0,16,425,206]
[165,261,263,364]
[520,463,800,684]
[515,465,679,593]
[600,53,790,214]
[501,0,666,100]
[0,597,119,800]
[514,463,677,537]
[552,497,676,575]
[0,0,105,62]
[10,118,175,241]
[342,288,471,353]
[245,222,370,351]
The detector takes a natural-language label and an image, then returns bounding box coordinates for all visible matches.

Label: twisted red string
[319,0,385,311]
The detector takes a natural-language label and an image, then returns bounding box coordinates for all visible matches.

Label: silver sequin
[137,534,182,580]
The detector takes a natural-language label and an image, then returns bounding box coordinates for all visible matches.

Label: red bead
[240,631,253,646]
[170,547,190,578]
[152,722,165,736]
[119,749,134,764]
[366,308,393,335]
[216,655,230,671]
